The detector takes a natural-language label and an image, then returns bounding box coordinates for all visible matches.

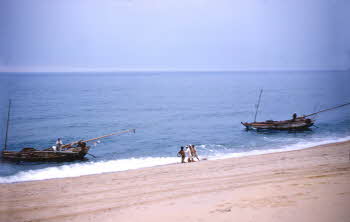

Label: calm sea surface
[0,71,349,182]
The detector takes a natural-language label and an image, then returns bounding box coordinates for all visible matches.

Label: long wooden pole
[303,102,350,118]
[82,129,136,143]
[254,89,263,123]
[4,100,11,150]
[64,129,136,147]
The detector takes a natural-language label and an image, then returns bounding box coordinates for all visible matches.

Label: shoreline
[1,137,350,184]
[1,139,350,221]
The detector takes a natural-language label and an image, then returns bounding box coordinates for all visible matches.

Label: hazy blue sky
[0,0,349,72]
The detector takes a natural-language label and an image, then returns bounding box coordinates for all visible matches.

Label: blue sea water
[0,71,349,183]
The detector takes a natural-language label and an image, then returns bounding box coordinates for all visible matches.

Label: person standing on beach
[186,146,193,162]
[191,145,200,161]
[189,145,196,162]
[177,146,186,163]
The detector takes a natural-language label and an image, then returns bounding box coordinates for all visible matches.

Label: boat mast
[254,89,263,123]
[4,100,11,151]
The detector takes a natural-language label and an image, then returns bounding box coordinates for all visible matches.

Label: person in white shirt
[56,138,63,151]
[185,145,193,162]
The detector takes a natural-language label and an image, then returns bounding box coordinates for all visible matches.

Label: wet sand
[1,140,350,222]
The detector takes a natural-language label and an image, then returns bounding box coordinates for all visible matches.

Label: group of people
[54,138,87,152]
[177,144,200,163]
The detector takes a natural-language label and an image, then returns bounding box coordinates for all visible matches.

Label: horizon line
[0,67,349,73]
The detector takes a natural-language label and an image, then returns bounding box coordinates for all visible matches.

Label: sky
[0,0,350,72]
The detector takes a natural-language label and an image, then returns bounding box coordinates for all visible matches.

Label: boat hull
[241,118,314,131]
[1,147,90,162]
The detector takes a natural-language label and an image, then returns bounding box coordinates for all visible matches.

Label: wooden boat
[1,100,135,162]
[1,128,135,162]
[242,90,350,131]
[1,146,90,162]
[241,117,314,130]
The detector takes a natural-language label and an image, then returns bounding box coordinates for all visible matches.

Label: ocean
[0,71,349,183]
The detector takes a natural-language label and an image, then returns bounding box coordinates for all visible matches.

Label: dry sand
[1,140,350,222]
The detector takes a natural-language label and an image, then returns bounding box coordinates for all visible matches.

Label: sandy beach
[1,140,350,222]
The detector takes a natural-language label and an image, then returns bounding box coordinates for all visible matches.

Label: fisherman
[191,145,200,161]
[185,145,193,162]
[56,138,63,151]
[177,146,186,163]
[77,140,87,148]
[77,140,88,155]
[292,113,297,121]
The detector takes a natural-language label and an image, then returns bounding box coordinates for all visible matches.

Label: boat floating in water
[241,117,314,131]
[1,100,135,162]
[2,129,135,162]
[242,90,350,131]
[2,146,90,162]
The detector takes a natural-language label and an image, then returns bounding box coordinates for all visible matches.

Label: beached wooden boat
[1,100,136,162]
[2,128,135,162]
[241,117,314,130]
[1,146,90,162]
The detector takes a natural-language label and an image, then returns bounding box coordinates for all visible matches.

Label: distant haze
[0,0,350,72]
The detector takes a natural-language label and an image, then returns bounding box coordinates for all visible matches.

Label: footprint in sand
[213,202,232,213]
[215,207,232,213]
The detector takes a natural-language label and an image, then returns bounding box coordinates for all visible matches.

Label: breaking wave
[210,135,350,159]
[0,157,179,184]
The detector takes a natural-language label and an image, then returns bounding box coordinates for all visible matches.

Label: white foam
[210,136,350,160]
[0,157,179,184]
[1,136,349,184]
